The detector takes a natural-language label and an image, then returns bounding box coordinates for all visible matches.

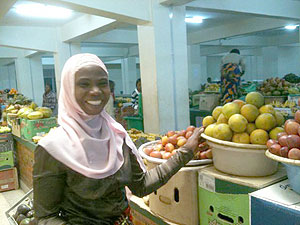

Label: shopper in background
[104,80,115,118]
[42,83,57,114]
[220,49,245,104]
[33,53,206,225]
[131,78,141,110]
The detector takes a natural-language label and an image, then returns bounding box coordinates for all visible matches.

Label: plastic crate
[124,116,144,131]
[264,96,287,104]
[6,189,33,225]
[0,133,14,170]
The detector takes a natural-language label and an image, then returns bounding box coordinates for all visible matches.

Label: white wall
[0,66,10,90]
[278,46,300,76]
[207,56,222,81]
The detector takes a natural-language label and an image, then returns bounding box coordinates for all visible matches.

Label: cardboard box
[250,179,300,225]
[198,93,220,111]
[148,164,210,225]
[129,195,179,225]
[11,118,21,137]
[21,117,56,140]
[0,167,18,192]
[198,166,287,225]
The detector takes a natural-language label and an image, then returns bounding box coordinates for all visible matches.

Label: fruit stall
[2,89,300,225]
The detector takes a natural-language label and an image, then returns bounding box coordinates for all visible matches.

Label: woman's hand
[184,127,206,155]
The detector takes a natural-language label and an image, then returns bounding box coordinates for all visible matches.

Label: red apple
[161,136,169,146]
[150,151,162,159]
[165,143,175,152]
[177,138,187,147]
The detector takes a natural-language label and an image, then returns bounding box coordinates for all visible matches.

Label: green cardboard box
[198,166,287,225]
[0,151,14,170]
[21,117,57,141]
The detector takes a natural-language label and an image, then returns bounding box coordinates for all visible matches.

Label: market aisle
[0,189,25,224]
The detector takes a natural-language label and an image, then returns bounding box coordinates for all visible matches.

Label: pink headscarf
[39,53,146,179]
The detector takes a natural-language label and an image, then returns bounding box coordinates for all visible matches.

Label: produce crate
[198,166,287,225]
[0,167,18,193]
[20,117,56,141]
[274,108,293,117]
[6,189,33,225]
[250,180,300,225]
[288,94,300,105]
[0,133,14,170]
[264,96,287,104]
[124,116,144,131]
[198,93,220,111]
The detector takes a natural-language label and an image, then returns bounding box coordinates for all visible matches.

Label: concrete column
[262,46,278,79]
[121,57,137,94]
[200,56,207,82]
[15,57,34,100]
[188,44,202,91]
[137,2,189,134]
[7,63,17,90]
[53,40,81,96]
[30,54,44,106]
[0,66,10,90]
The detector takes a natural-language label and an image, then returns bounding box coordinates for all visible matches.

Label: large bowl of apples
[138,126,213,167]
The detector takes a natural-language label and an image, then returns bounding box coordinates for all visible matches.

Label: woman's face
[74,65,110,115]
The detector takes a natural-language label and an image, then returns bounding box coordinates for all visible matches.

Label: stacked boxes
[0,133,18,192]
[198,166,287,225]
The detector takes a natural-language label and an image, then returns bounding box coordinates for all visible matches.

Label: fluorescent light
[15,3,72,19]
[285,25,299,30]
[185,16,203,24]
[169,13,173,19]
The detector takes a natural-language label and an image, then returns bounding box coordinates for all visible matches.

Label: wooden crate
[0,167,19,192]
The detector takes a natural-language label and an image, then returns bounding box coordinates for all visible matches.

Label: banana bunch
[204,84,220,92]
[0,126,11,133]
[270,101,283,108]
[127,128,161,143]
[283,100,296,108]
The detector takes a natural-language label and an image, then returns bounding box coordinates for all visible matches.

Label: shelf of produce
[13,135,36,190]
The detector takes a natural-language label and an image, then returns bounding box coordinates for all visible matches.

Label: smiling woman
[74,65,110,115]
[32,53,206,225]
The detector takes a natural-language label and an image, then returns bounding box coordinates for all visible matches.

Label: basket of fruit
[200,92,285,176]
[6,189,34,225]
[265,110,300,194]
[138,126,213,168]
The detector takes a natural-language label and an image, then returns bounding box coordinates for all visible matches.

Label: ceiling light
[185,16,203,24]
[15,3,72,19]
[285,25,299,30]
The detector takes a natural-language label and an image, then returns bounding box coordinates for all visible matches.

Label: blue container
[282,162,300,195]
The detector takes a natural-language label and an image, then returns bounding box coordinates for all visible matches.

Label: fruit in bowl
[143,126,212,160]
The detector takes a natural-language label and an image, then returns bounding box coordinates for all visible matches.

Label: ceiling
[0,0,299,63]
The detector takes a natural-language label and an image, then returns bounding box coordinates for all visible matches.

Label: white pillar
[30,54,44,106]
[188,44,202,91]
[7,63,17,90]
[54,40,81,96]
[0,66,10,90]
[262,46,278,79]
[137,3,189,133]
[201,56,207,82]
[15,57,34,100]
[121,57,137,94]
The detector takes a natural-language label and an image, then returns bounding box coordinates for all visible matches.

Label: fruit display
[283,73,300,84]
[0,126,11,133]
[267,110,300,160]
[257,77,291,96]
[204,83,220,93]
[203,92,285,145]
[127,128,162,148]
[8,88,18,95]
[4,104,52,120]
[143,126,212,160]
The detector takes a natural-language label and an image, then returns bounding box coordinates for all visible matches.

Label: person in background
[33,53,206,224]
[220,49,245,104]
[42,83,57,113]
[131,78,141,110]
[105,80,115,118]
[207,77,212,84]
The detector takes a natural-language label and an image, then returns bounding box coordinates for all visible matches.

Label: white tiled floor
[0,189,25,225]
